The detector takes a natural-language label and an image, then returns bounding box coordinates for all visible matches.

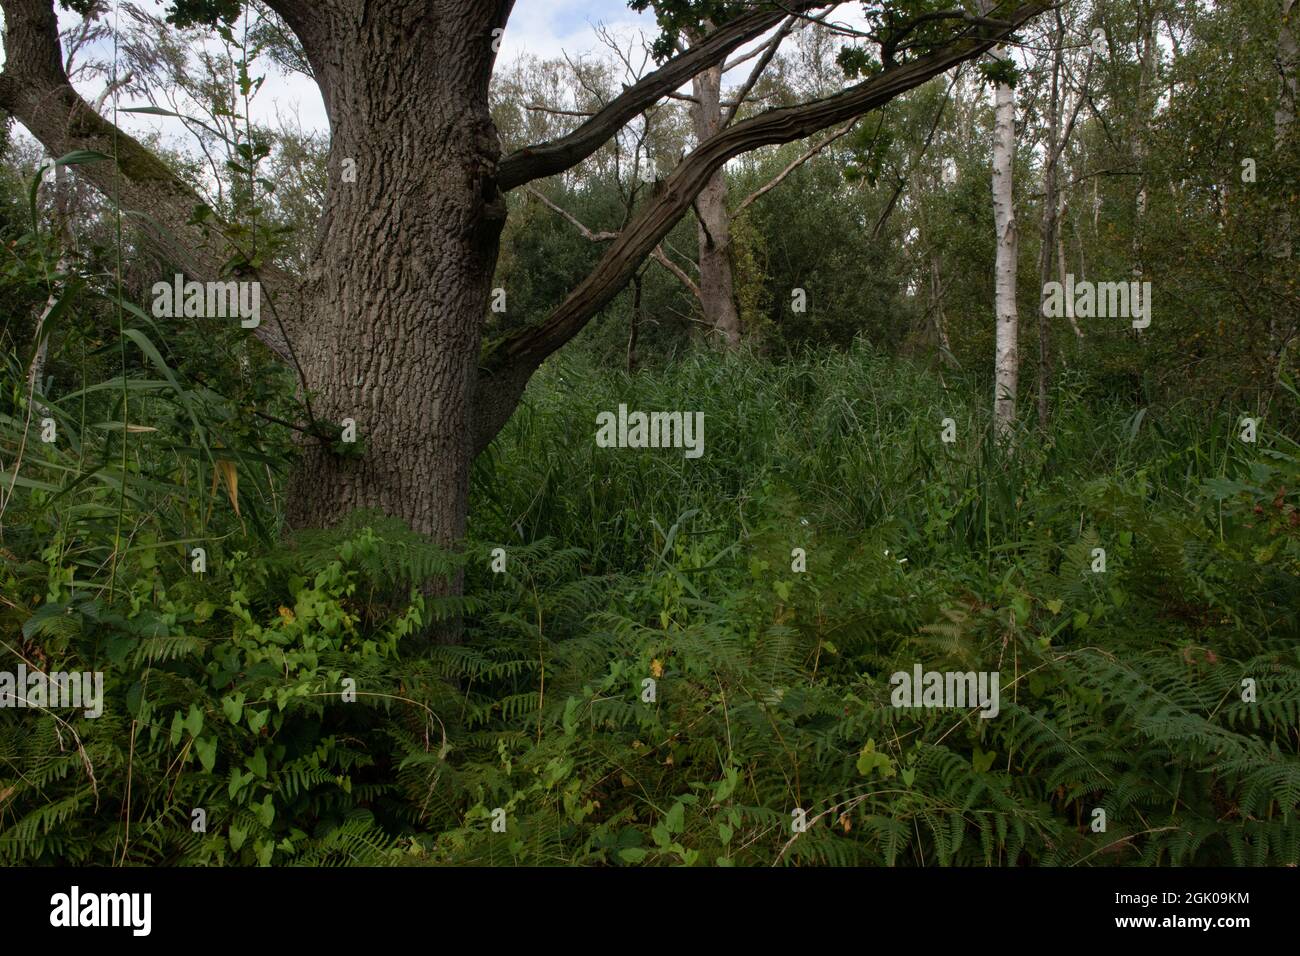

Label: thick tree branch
[496,1,830,190]
[473,2,1049,455]
[0,0,306,361]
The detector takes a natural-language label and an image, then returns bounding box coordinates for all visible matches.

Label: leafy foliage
[4,331,1298,865]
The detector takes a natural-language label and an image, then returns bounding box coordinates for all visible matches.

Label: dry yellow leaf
[215,459,240,516]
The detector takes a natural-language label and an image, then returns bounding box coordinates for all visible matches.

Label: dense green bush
[4,330,1298,865]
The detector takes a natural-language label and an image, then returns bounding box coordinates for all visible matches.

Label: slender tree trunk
[1269,0,1298,367]
[1131,2,1156,283]
[27,161,70,416]
[1037,19,1063,430]
[690,60,742,348]
[991,46,1019,439]
[1274,0,1297,262]
[930,255,954,363]
[628,269,643,373]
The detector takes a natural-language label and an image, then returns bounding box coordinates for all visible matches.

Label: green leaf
[620,847,648,864]
[1011,595,1030,625]
[221,692,245,724]
[247,747,268,779]
[856,738,896,778]
[182,703,204,738]
[194,735,217,772]
[55,149,112,168]
[228,769,251,799]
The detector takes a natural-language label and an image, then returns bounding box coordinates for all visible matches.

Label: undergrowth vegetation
[4,325,1298,865]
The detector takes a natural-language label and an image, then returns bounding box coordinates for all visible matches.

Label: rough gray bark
[281,4,506,549]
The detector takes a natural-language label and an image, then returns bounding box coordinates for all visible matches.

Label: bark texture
[282,3,506,548]
[991,46,1019,439]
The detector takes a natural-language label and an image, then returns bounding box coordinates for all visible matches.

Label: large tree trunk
[690,61,742,349]
[991,46,1019,439]
[282,8,505,556]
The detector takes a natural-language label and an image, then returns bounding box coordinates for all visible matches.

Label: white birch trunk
[991,45,1019,439]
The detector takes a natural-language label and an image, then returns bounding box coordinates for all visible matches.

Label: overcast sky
[5,1,871,163]
[47,0,665,144]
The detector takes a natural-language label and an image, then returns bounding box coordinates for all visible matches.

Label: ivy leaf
[194,735,217,772]
[247,709,268,734]
[247,746,268,779]
[228,768,251,799]
[221,692,245,724]
[182,703,204,738]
